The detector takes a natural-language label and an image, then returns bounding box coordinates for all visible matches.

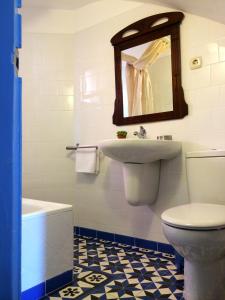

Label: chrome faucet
[133,126,147,139]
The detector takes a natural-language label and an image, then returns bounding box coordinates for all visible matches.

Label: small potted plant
[117,130,127,139]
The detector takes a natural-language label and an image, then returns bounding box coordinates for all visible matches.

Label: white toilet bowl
[162,203,225,300]
[161,150,225,300]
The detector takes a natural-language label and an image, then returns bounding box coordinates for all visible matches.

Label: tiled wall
[20,32,76,210]
[22,1,225,244]
[72,4,225,243]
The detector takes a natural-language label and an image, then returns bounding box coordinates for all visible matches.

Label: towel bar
[66,143,98,151]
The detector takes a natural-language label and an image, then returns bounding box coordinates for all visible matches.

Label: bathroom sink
[99,139,181,163]
[99,139,182,205]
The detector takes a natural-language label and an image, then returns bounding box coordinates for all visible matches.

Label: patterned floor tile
[45,235,184,299]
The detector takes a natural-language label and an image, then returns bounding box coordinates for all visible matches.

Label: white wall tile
[183,66,211,90]
[218,37,225,62]
[21,33,75,212]
[187,42,219,67]
[219,85,225,106]
[211,61,225,85]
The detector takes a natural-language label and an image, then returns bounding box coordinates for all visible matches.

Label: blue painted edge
[15,14,22,48]
[21,282,45,300]
[0,0,22,299]
[16,0,22,8]
[46,270,73,294]
[75,227,174,254]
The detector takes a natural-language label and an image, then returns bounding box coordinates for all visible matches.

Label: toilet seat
[161,203,225,230]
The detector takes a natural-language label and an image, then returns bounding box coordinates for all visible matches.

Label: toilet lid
[161,203,225,230]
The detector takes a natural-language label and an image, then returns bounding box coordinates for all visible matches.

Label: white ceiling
[127,0,225,25]
[22,0,225,25]
[22,0,100,10]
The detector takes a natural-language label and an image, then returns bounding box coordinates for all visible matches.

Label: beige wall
[150,55,173,113]
[22,1,225,243]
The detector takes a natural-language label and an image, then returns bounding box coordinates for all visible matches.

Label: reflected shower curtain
[122,38,170,116]
[125,62,136,116]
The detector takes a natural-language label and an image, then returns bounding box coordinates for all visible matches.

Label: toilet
[161,150,225,300]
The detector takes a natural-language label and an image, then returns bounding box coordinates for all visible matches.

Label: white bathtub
[22,198,73,299]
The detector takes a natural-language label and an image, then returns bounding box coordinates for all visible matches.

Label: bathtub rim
[22,198,73,220]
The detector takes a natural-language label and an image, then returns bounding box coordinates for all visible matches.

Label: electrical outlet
[190,56,202,70]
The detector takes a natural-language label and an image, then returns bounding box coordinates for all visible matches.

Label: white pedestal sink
[99,139,181,206]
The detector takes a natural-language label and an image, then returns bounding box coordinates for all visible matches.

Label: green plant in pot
[117,130,127,139]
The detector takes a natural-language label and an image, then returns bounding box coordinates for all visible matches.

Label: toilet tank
[186,150,225,205]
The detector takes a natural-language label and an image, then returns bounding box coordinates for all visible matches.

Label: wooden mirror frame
[111,12,188,125]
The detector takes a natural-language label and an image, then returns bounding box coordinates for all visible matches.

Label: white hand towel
[75,148,99,174]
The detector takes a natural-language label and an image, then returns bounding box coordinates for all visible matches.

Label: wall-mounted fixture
[111,12,188,125]
[99,139,181,205]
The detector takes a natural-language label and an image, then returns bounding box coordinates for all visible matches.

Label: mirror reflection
[121,35,173,117]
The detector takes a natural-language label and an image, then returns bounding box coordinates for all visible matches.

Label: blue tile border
[75,226,174,254]
[79,227,97,238]
[158,241,174,254]
[21,269,73,300]
[135,237,158,251]
[97,230,114,242]
[46,270,73,294]
[74,226,184,272]
[21,282,45,300]
[115,234,135,246]
[74,226,80,235]
[174,250,184,273]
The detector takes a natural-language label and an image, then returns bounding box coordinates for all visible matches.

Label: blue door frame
[0,0,22,299]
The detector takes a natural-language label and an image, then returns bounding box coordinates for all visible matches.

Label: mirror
[122,36,173,117]
[111,12,188,125]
